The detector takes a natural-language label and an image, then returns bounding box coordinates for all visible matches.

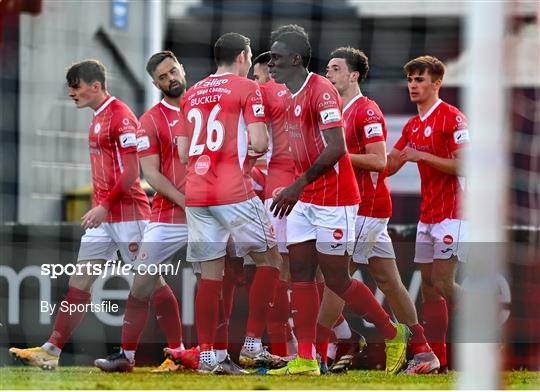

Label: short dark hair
[66,59,107,89]
[270,24,308,44]
[146,50,179,77]
[274,31,311,68]
[253,51,271,66]
[214,32,250,66]
[329,46,369,81]
[404,55,446,81]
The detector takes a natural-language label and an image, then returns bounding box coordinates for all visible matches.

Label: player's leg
[9,225,120,369]
[316,206,409,374]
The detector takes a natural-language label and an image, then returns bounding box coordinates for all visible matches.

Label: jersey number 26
[188,105,224,156]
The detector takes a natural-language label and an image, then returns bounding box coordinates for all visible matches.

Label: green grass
[0,367,538,390]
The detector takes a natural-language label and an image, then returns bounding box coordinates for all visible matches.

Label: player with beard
[95,51,195,372]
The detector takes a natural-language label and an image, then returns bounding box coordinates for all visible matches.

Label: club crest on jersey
[136,136,150,152]
[443,235,453,245]
[252,104,265,117]
[294,105,302,117]
[364,123,383,139]
[453,129,470,145]
[320,108,341,124]
[333,229,344,240]
[94,123,101,134]
[195,154,211,175]
[120,133,137,148]
[424,126,432,137]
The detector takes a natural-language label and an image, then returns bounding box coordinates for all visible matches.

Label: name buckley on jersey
[190,94,223,106]
[40,300,118,316]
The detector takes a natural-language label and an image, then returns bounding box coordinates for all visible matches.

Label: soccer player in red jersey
[252,51,297,357]
[94,51,194,373]
[387,56,470,372]
[318,47,439,374]
[177,32,284,373]
[9,60,150,369]
[267,26,410,375]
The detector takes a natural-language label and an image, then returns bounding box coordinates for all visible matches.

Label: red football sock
[409,323,432,355]
[267,279,290,356]
[214,272,236,350]
[423,299,448,368]
[340,279,395,340]
[151,284,182,349]
[246,266,279,338]
[121,294,150,351]
[291,282,319,360]
[48,287,91,349]
[316,324,333,364]
[196,279,223,351]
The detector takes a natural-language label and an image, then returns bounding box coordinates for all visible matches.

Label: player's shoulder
[440,101,468,128]
[353,96,384,116]
[110,98,138,125]
[403,113,420,132]
[140,102,161,120]
[310,73,335,91]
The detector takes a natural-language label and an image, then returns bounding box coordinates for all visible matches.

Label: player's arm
[387,147,406,176]
[177,136,189,165]
[400,147,462,176]
[247,122,269,154]
[349,141,387,172]
[140,154,185,208]
[82,151,139,229]
[271,126,346,218]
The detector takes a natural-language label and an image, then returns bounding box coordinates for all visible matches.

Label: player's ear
[350,71,360,83]
[291,53,302,66]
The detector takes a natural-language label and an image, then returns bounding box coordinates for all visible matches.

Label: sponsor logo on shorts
[453,129,470,144]
[320,108,341,124]
[128,242,139,253]
[333,229,344,240]
[330,243,342,249]
[120,133,137,148]
[441,248,453,254]
[195,154,211,175]
[364,123,383,139]
[443,234,453,245]
[424,126,432,137]
[94,123,101,134]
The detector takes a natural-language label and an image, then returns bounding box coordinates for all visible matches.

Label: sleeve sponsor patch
[136,136,150,152]
[364,123,383,139]
[252,104,265,117]
[320,108,341,124]
[119,132,137,148]
[453,129,470,144]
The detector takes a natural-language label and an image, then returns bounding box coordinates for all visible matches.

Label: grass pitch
[0,367,538,390]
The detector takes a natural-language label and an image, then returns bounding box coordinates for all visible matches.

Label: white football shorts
[414,218,467,263]
[352,216,396,264]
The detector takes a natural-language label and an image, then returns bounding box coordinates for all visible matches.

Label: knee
[374,274,402,295]
[68,273,95,292]
[289,262,316,282]
[432,277,454,300]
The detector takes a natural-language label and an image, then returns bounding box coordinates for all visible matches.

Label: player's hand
[247,145,267,159]
[270,182,302,219]
[400,147,424,162]
[81,205,108,230]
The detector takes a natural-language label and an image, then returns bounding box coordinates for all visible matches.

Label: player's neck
[416,95,440,118]
[286,68,309,95]
[215,64,239,76]
[163,94,182,108]
[91,92,110,111]
[341,85,361,108]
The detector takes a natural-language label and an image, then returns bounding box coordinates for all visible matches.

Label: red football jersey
[181,73,266,206]
[137,99,187,224]
[88,96,150,222]
[344,94,392,218]
[285,73,360,206]
[260,79,296,200]
[394,99,470,223]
